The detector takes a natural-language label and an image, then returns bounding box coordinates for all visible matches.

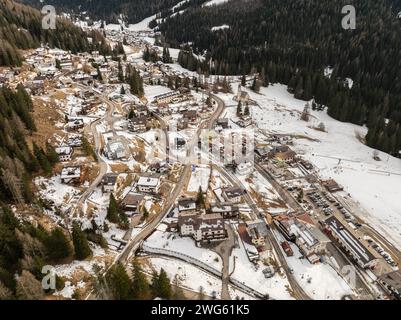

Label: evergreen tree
[196,186,205,209]
[72,222,92,260]
[97,66,103,82]
[106,262,134,300]
[107,193,120,224]
[33,142,51,174]
[45,228,72,262]
[132,259,150,300]
[156,268,171,300]
[162,46,172,63]
[236,101,242,116]
[241,75,246,86]
[143,207,149,220]
[151,268,171,299]
[45,142,59,166]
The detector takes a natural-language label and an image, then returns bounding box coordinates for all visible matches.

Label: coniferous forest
[157,0,401,156]
[0,0,112,67]
[16,0,186,24]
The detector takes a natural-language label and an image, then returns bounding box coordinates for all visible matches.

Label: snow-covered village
[1,0,401,305]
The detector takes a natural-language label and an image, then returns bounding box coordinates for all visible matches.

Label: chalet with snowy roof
[55,146,73,162]
[237,115,252,128]
[136,175,161,193]
[178,212,227,242]
[216,118,229,129]
[60,166,81,184]
[268,145,296,162]
[209,203,239,219]
[222,186,244,204]
[182,110,198,123]
[148,162,170,174]
[121,192,145,214]
[67,134,82,147]
[135,105,149,117]
[237,223,260,261]
[322,179,343,193]
[105,137,127,160]
[245,220,268,247]
[177,197,197,213]
[101,173,119,193]
[154,91,183,104]
[66,118,84,131]
[128,116,147,133]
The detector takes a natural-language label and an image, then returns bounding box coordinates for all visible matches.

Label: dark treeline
[0,85,60,204]
[0,0,112,67]
[92,259,186,300]
[160,0,401,156]
[17,0,183,24]
[0,206,94,299]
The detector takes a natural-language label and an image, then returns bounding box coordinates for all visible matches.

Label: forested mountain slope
[0,0,111,66]
[158,0,401,155]
[16,0,186,24]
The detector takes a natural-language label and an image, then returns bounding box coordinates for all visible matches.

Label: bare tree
[0,281,13,300]
[16,271,45,300]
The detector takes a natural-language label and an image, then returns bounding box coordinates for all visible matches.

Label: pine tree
[72,222,92,260]
[33,142,52,174]
[143,47,150,62]
[196,186,205,209]
[128,108,135,119]
[151,268,171,299]
[132,259,150,300]
[118,61,124,82]
[157,269,171,300]
[162,46,172,63]
[236,101,242,116]
[45,228,72,262]
[241,75,246,86]
[107,193,120,224]
[143,207,149,220]
[251,76,260,92]
[106,262,134,300]
[45,142,59,166]
[97,66,103,82]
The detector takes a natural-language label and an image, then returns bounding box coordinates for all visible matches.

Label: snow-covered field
[187,165,211,193]
[273,230,354,300]
[127,14,156,31]
[146,257,222,298]
[229,227,293,300]
[35,176,81,211]
[223,83,401,250]
[144,228,223,271]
